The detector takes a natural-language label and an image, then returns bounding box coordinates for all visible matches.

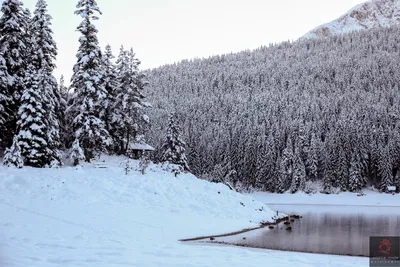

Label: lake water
[224,205,400,257]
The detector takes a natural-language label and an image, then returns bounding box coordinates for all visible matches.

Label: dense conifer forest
[146,26,400,193]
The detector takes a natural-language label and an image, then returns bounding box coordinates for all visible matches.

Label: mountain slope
[303,0,400,39]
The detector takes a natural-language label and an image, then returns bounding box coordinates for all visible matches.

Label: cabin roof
[128,142,155,151]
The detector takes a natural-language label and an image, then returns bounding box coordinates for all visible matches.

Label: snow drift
[0,156,287,266]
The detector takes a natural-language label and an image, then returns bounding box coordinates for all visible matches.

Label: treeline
[146,26,400,194]
[0,0,149,167]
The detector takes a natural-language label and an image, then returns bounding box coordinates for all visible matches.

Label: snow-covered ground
[0,156,367,266]
[252,190,400,207]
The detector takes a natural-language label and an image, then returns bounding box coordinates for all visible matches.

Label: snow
[303,0,400,39]
[252,190,400,207]
[0,156,367,266]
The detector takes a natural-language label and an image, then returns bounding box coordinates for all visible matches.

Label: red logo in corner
[378,239,392,255]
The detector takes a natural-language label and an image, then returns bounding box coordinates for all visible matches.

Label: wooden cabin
[128,142,155,159]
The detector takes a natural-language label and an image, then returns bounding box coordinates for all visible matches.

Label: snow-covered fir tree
[379,147,393,193]
[162,113,189,171]
[290,144,306,193]
[3,135,23,168]
[348,151,364,192]
[112,46,150,154]
[15,24,60,168]
[0,0,29,147]
[70,138,85,166]
[5,0,62,168]
[32,0,61,149]
[101,44,118,144]
[67,0,111,161]
[306,133,319,181]
[28,0,62,163]
[0,53,11,142]
[59,75,69,101]
[16,65,53,167]
[276,137,293,193]
[337,146,349,191]
[57,75,69,147]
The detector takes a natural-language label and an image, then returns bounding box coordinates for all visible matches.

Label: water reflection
[226,205,400,257]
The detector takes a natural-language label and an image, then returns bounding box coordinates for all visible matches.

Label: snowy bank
[0,157,367,266]
[252,190,400,207]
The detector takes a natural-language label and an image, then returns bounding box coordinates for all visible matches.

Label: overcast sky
[19,0,365,82]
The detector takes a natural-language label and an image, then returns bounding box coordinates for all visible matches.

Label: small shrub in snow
[124,157,133,175]
[69,139,85,166]
[161,162,183,177]
[3,136,24,168]
[139,154,151,175]
[303,181,320,195]
[320,184,341,195]
[48,152,63,168]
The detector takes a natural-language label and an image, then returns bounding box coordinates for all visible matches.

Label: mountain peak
[303,0,400,39]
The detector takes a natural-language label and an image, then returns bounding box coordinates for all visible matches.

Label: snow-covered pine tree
[112,46,130,153]
[255,145,269,190]
[30,0,62,163]
[348,151,364,192]
[187,142,200,174]
[322,133,339,194]
[0,53,11,145]
[22,7,32,50]
[337,145,349,191]
[16,64,52,167]
[0,0,30,147]
[112,47,150,154]
[59,74,76,148]
[69,138,85,166]
[290,144,306,193]
[3,135,23,168]
[306,133,319,181]
[244,134,258,189]
[379,146,393,193]
[21,8,33,62]
[59,75,69,101]
[162,113,189,171]
[57,75,69,147]
[276,137,293,193]
[32,0,56,71]
[130,48,149,95]
[68,0,111,161]
[101,44,118,144]
[259,131,278,192]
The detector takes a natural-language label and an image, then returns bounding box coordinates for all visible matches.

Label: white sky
[18,0,365,82]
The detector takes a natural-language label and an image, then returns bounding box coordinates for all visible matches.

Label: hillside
[304,0,400,38]
[0,157,367,266]
[146,26,400,194]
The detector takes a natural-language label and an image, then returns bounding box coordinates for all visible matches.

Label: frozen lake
[219,204,400,257]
